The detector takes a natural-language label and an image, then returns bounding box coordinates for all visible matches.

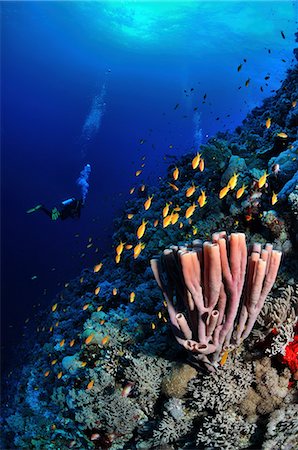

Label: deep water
[1,2,298,449]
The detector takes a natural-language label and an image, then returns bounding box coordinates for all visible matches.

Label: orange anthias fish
[192,152,201,169]
[258,171,269,188]
[116,241,125,256]
[271,192,278,205]
[85,334,94,345]
[220,349,229,366]
[186,183,196,198]
[86,380,94,390]
[59,339,65,347]
[52,303,58,312]
[153,219,159,227]
[94,286,100,295]
[265,118,271,129]
[125,244,133,250]
[83,303,89,311]
[137,219,148,239]
[135,170,142,176]
[69,339,75,347]
[173,166,179,180]
[94,263,103,273]
[171,212,179,224]
[199,158,205,172]
[163,214,173,228]
[129,187,135,195]
[276,132,288,138]
[198,190,207,207]
[227,173,239,190]
[144,195,154,210]
[129,292,135,303]
[168,182,179,191]
[112,288,117,295]
[127,213,134,219]
[185,203,197,219]
[101,336,110,346]
[219,186,230,199]
[134,242,145,259]
[163,203,170,218]
[115,254,121,264]
[236,184,247,199]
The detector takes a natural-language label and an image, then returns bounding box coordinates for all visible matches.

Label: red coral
[281,332,298,374]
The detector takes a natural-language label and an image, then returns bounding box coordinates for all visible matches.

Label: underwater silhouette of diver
[27,198,83,221]
[26,163,91,221]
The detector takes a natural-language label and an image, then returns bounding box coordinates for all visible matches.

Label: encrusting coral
[151,231,282,371]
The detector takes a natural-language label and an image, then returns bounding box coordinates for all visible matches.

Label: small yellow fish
[94,286,100,295]
[153,219,159,227]
[137,219,148,239]
[199,158,205,172]
[144,195,154,210]
[163,317,168,323]
[52,303,58,312]
[276,132,288,138]
[116,241,125,255]
[220,349,229,366]
[115,254,121,264]
[151,322,156,330]
[219,186,230,199]
[59,339,65,347]
[125,244,133,250]
[129,292,135,303]
[163,203,170,218]
[265,118,271,129]
[192,226,198,235]
[85,334,94,345]
[44,370,50,377]
[158,311,162,319]
[101,336,110,346]
[100,319,105,325]
[140,184,146,192]
[129,187,135,195]
[51,359,58,366]
[173,166,179,180]
[186,183,196,198]
[179,222,183,228]
[94,263,103,273]
[168,182,179,191]
[163,214,173,228]
[86,380,94,390]
[198,190,207,207]
[236,184,247,199]
[258,171,269,188]
[271,192,278,205]
[228,173,239,190]
[83,303,89,311]
[134,242,145,259]
[69,339,75,347]
[127,213,134,219]
[57,371,63,379]
[81,361,87,367]
[185,203,197,219]
[135,170,142,176]
[171,212,179,225]
[192,152,201,169]
[55,321,59,327]
[80,277,84,283]
[292,100,297,108]
[112,288,117,295]
[97,305,103,312]
[49,326,53,332]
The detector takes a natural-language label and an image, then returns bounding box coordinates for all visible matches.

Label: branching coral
[262,404,298,450]
[151,232,282,371]
[196,409,257,450]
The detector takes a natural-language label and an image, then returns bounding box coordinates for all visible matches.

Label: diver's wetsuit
[39,198,83,221]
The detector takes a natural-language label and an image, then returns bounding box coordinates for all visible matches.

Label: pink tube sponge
[151,232,282,372]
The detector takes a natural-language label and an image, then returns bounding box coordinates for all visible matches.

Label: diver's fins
[27,204,43,214]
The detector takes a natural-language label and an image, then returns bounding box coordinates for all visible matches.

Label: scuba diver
[27,163,91,221]
[27,198,83,221]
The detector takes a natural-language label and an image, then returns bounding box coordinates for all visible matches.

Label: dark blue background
[1,1,296,372]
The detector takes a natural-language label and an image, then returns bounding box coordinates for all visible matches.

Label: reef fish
[137,219,148,239]
[236,184,247,199]
[198,190,207,207]
[219,186,230,199]
[144,195,154,210]
[258,171,268,188]
[271,192,278,205]
[173,166,179,180]
[265,118,271,129]
[192,152,201,169]
[134,242,145,259]
[185,203,197,219]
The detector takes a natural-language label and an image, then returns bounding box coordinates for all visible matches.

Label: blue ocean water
[1,0,296,377]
